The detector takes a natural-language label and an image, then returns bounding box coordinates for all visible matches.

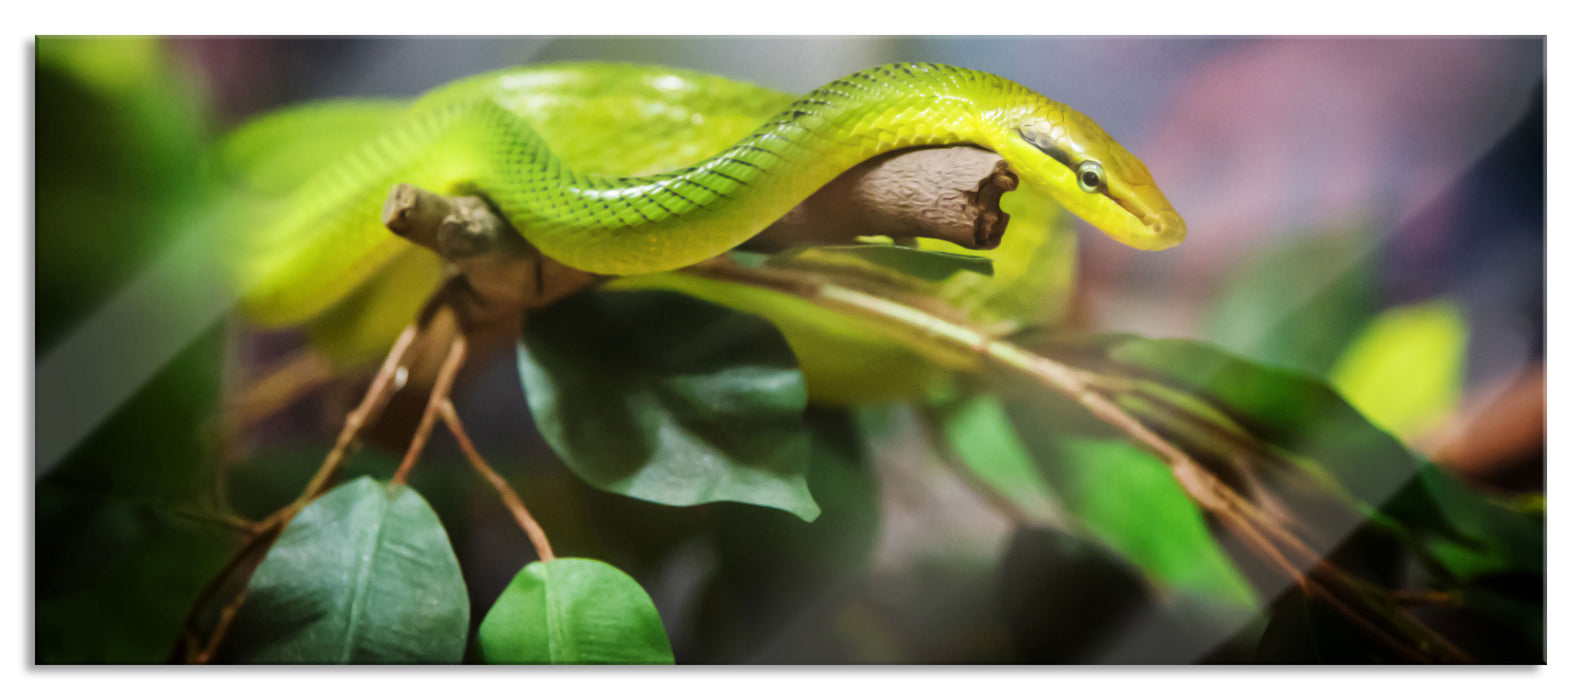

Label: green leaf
[1202,227,1377,375]
[224,477,469,664]
[478,558,674,664]
[934,395,1063,524]
[517,289,819,521]
[1329,299,1468,440]
[1008,428,1257,608]
[996,526,1152,662]
[777,244,994,281]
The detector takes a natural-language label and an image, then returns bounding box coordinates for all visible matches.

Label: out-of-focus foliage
[997,526,1239,664]
[1203,226,1377,376]
[1330,299,1469,440]
[479,558,674,664]
[222,478,470,664]
[1203,226,1472,444]
[35,37,242,664]
[35,37,211,351]
[517,290,820,521]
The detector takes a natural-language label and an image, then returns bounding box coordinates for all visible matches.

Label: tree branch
[749,146,1017,251]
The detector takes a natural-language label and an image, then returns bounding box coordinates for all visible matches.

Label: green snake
[224,61,1183,329]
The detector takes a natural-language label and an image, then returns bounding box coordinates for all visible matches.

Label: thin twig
[438,400,556,562]
[390,334,468,485]
[295,323,422,501]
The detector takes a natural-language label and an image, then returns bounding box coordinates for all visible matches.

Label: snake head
[1000,107,1185,251]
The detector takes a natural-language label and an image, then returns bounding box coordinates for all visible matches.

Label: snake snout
[1140,210,1187,250]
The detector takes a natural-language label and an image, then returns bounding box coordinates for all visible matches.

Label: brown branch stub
[382,183,452,250]
[382,184,601,329]
[750,147,1016,252]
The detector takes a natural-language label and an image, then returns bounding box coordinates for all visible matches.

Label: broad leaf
[224,477,469,664]
[934,395,1063,524]
[996,526,1151,663]
[478,558,674,664]
[517,289,819,521]
[1006,427,1257,608]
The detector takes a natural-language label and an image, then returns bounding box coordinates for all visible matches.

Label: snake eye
[1077,161,1106,193]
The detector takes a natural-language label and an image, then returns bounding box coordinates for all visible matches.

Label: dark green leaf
[224,477,469,664]
[1255,590,1395,663]
[776,244,994,281]
[517,289,819,521]
[478,558,674,664]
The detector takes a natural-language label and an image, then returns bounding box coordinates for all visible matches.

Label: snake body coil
[227,62,1184,326]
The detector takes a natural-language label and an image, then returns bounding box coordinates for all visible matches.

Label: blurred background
[36,37,1544,663]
